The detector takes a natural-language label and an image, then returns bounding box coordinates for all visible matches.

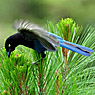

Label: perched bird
[5,20,94,63]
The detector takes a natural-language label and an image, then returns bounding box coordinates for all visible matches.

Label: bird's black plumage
[5,31,46,58]
[5,20,60,59]
[5,20,94,62]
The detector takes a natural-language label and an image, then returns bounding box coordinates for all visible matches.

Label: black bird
[5,20,94,64]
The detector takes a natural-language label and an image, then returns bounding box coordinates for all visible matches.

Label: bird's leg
[32,52,46,65]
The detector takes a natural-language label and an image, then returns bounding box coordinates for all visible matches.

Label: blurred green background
[0,0,95,48]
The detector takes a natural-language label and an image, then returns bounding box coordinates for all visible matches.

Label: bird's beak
[7,52,10,57]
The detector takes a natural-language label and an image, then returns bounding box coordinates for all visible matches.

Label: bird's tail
[48,32,94,56]
[59,39,94,56]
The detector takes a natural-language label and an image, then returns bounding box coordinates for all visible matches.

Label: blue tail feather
[48,32,63,40]
[58,39,94,53]
[49,32,94,56]
[60,42,90,56]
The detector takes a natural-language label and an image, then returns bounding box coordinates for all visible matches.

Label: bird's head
[5,32,24,57]
[5,37,16,57]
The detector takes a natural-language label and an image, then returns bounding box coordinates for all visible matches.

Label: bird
[5,20,94,64]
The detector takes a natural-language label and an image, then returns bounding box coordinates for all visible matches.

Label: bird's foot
[32,57,43,65]
[32,60,39,65]
[32,53,46,65]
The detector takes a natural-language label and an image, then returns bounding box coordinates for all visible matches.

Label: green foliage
[0,18,95,95]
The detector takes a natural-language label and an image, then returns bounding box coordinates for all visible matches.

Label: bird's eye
[8,44,11,47]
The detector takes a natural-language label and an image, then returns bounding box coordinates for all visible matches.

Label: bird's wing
[14,20,59,52]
